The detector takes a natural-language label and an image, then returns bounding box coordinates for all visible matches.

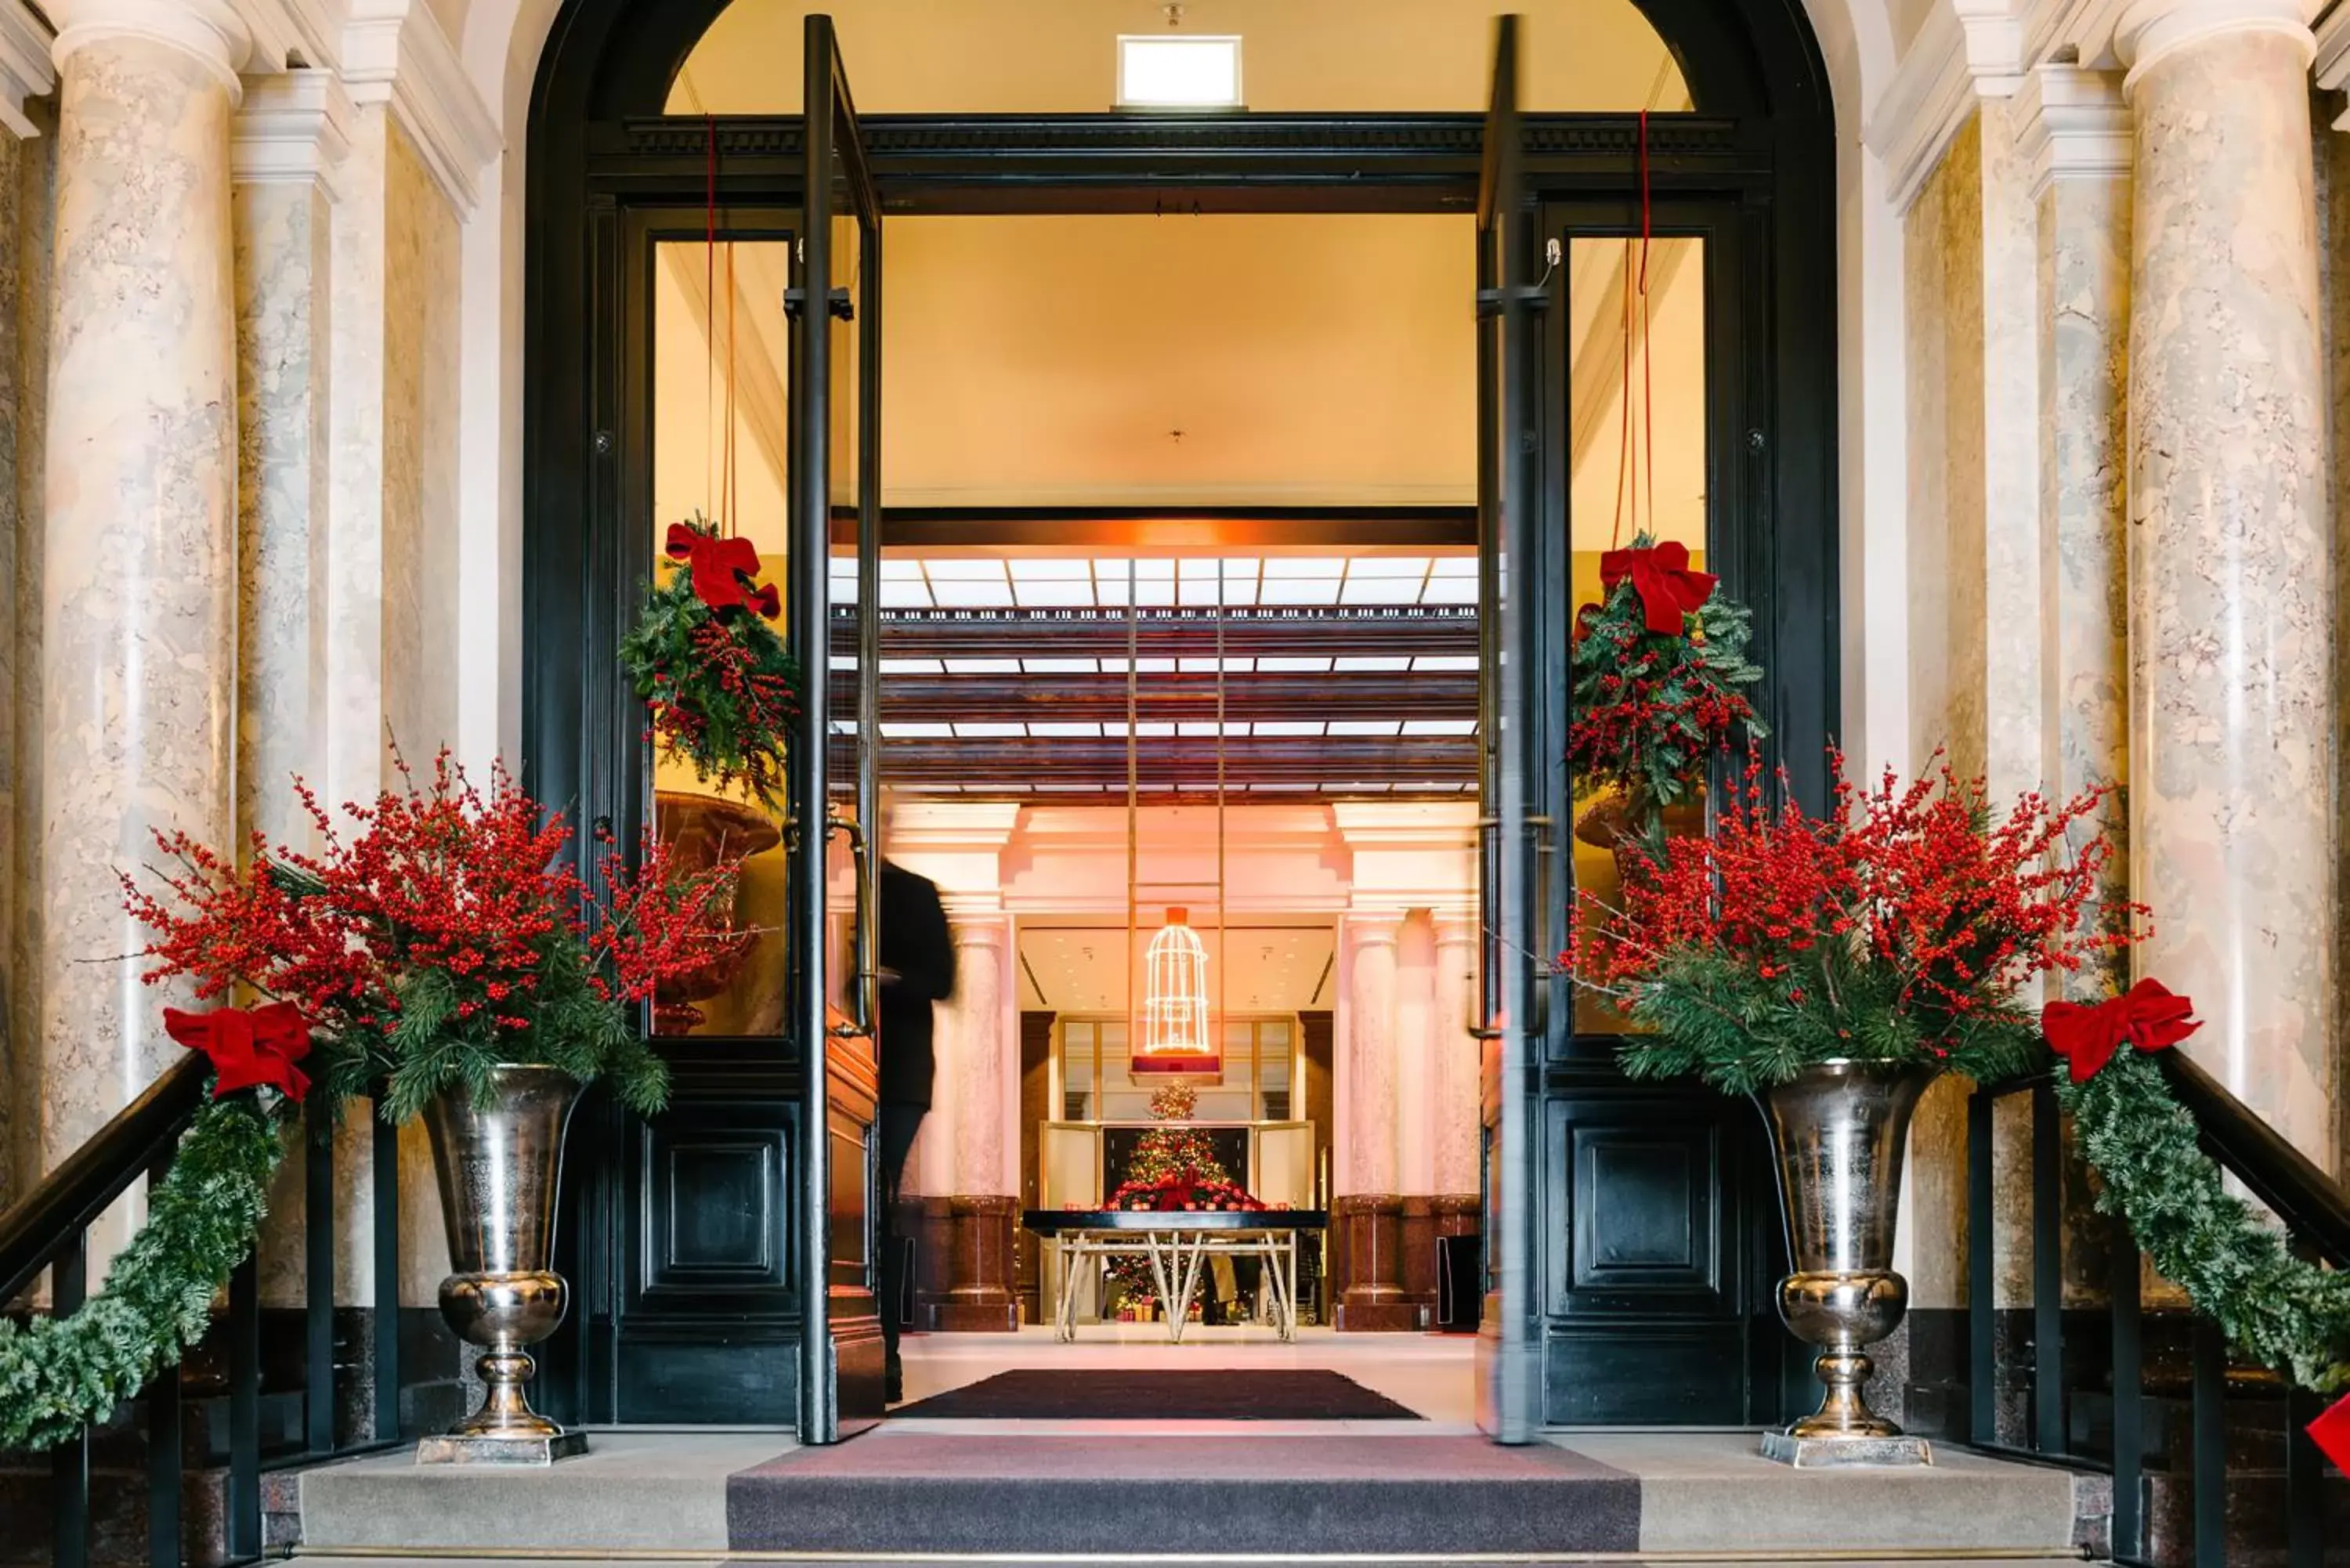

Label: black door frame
[526,0,1838,1432]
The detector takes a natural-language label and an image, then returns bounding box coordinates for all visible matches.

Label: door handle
[1468,815,1503,1040]
[827,811,877,1039]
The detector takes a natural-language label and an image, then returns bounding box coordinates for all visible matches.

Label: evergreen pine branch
[0,1095,287,1451]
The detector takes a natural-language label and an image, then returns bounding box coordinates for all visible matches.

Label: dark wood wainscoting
[544,1033,880,1426]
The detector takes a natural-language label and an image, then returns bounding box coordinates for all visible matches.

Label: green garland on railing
[2056,1046,2350,1396]
[0,1093,285,1451]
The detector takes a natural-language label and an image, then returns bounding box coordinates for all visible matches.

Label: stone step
[288,1429,2088,1559]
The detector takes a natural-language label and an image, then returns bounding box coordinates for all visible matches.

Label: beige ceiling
[653,214,1707,539]
[1019,920,1337,1013]
[674,0,1688,116]
[649,2,1706,544]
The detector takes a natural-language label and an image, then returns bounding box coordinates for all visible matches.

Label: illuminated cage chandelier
[1126,558,1227,1080]
[1140,909,1212,1058]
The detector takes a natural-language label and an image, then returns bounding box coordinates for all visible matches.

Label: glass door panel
[648,236,794,1040]
[788,12,883,1444]
[1562,233,1709,1035]
[1473,12,1543,1445]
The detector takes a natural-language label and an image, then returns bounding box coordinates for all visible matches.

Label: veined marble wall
[1897,102,2055,1318]
[0,111,56,1213]
[1900,118,1983,1316]
[382,121,461,769]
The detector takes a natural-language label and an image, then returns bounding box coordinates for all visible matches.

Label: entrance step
[287,1429,2089,1560]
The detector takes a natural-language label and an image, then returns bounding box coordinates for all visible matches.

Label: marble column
[2023,66,2134,971]
[935,913,1016,1330]
[2021,67,2138,1317]
[2118,0,2334,1162]
[232,71,355,1310]
[1430,915,1480,1198]
[37,2,244,1194]
[1342,915,1401,1195]
[1336,913,1408,1328]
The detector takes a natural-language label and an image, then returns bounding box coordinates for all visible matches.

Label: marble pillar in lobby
[927,913,1018,1331]
[2020,67,2138,1313]
[1335,912,1411,1330]
[37,1,244,1198]
[2023,66,2133,969]
[231,70,356,1309]
[1401,915,1481,1317]
[2118,0,2334,1162]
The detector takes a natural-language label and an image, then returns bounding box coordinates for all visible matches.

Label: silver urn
[1754,1060,1937,1466]
[418,1065,588,1464]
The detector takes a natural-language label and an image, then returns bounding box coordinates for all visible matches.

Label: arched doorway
[521,0,1838,1440]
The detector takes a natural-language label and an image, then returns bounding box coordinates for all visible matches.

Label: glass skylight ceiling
[829,554,1479,609]
[827,550,1481,799]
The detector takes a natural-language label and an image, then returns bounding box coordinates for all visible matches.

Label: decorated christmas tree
[1104,1086,1259,1310]
[1123,1085,1230,1191]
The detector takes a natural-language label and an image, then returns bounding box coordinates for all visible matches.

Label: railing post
[2284,1382,2323,1568]
[2108,1215,2142,1563]
[2030,1078,2064,1454]
[2190,1315,2226,1568]
[51,1234,89,1568]
[372,1110,400,1442]
[146,1154,183,1568]
[305,1098,335,1454]
[226,1251,261,1561]
[1967,1086,1995,1444]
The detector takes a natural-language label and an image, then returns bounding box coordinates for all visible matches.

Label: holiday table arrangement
[620,515,798,805]
[0,750,747,1460]
[1567,750,2127,1464]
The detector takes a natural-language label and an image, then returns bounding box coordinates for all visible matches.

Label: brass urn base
[416,1430,589,1466]
[1760,1431,1933,1468]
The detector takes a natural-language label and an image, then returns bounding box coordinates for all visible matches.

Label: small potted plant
[124,750,749,1462]
[1568,534,1766,882]
[1567,752,2129,1461]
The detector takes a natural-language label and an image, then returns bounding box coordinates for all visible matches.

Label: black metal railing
[0,1057,410,1568]
[1963,1054,2343,1568]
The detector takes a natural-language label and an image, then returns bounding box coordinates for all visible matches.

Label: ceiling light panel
[1117,34,1243,108]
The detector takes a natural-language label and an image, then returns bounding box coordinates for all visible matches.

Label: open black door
[1473,13,1544,1444]
[786,13,884,1444]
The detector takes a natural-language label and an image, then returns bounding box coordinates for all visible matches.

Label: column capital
[46,0,251,97]
[947,912,1011,950]
[1343,912,1402,951]
[2014,65,2131,201]
[2113,0,2315,91]
[231,67,350,193]
[1,1,54,137]
[1430,913,1478,948]
[340,0,499,219]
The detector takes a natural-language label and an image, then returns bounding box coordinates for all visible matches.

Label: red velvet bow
[2041,978,2201,1086]
[2310,1393,2350,1476]
[164,1002,312,1101]
[1598,541,1719,636]
[664,523,777,619]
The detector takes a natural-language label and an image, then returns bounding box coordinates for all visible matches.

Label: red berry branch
[1564,750,2138,1094]
[123,746,749,1122]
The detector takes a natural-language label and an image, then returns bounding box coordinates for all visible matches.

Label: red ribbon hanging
[665,522,778,619]
[2310,1394,2350,1475]
[1599,540,1718,635]
[164,1002,312,1101]
[2040,977,2201,1085]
